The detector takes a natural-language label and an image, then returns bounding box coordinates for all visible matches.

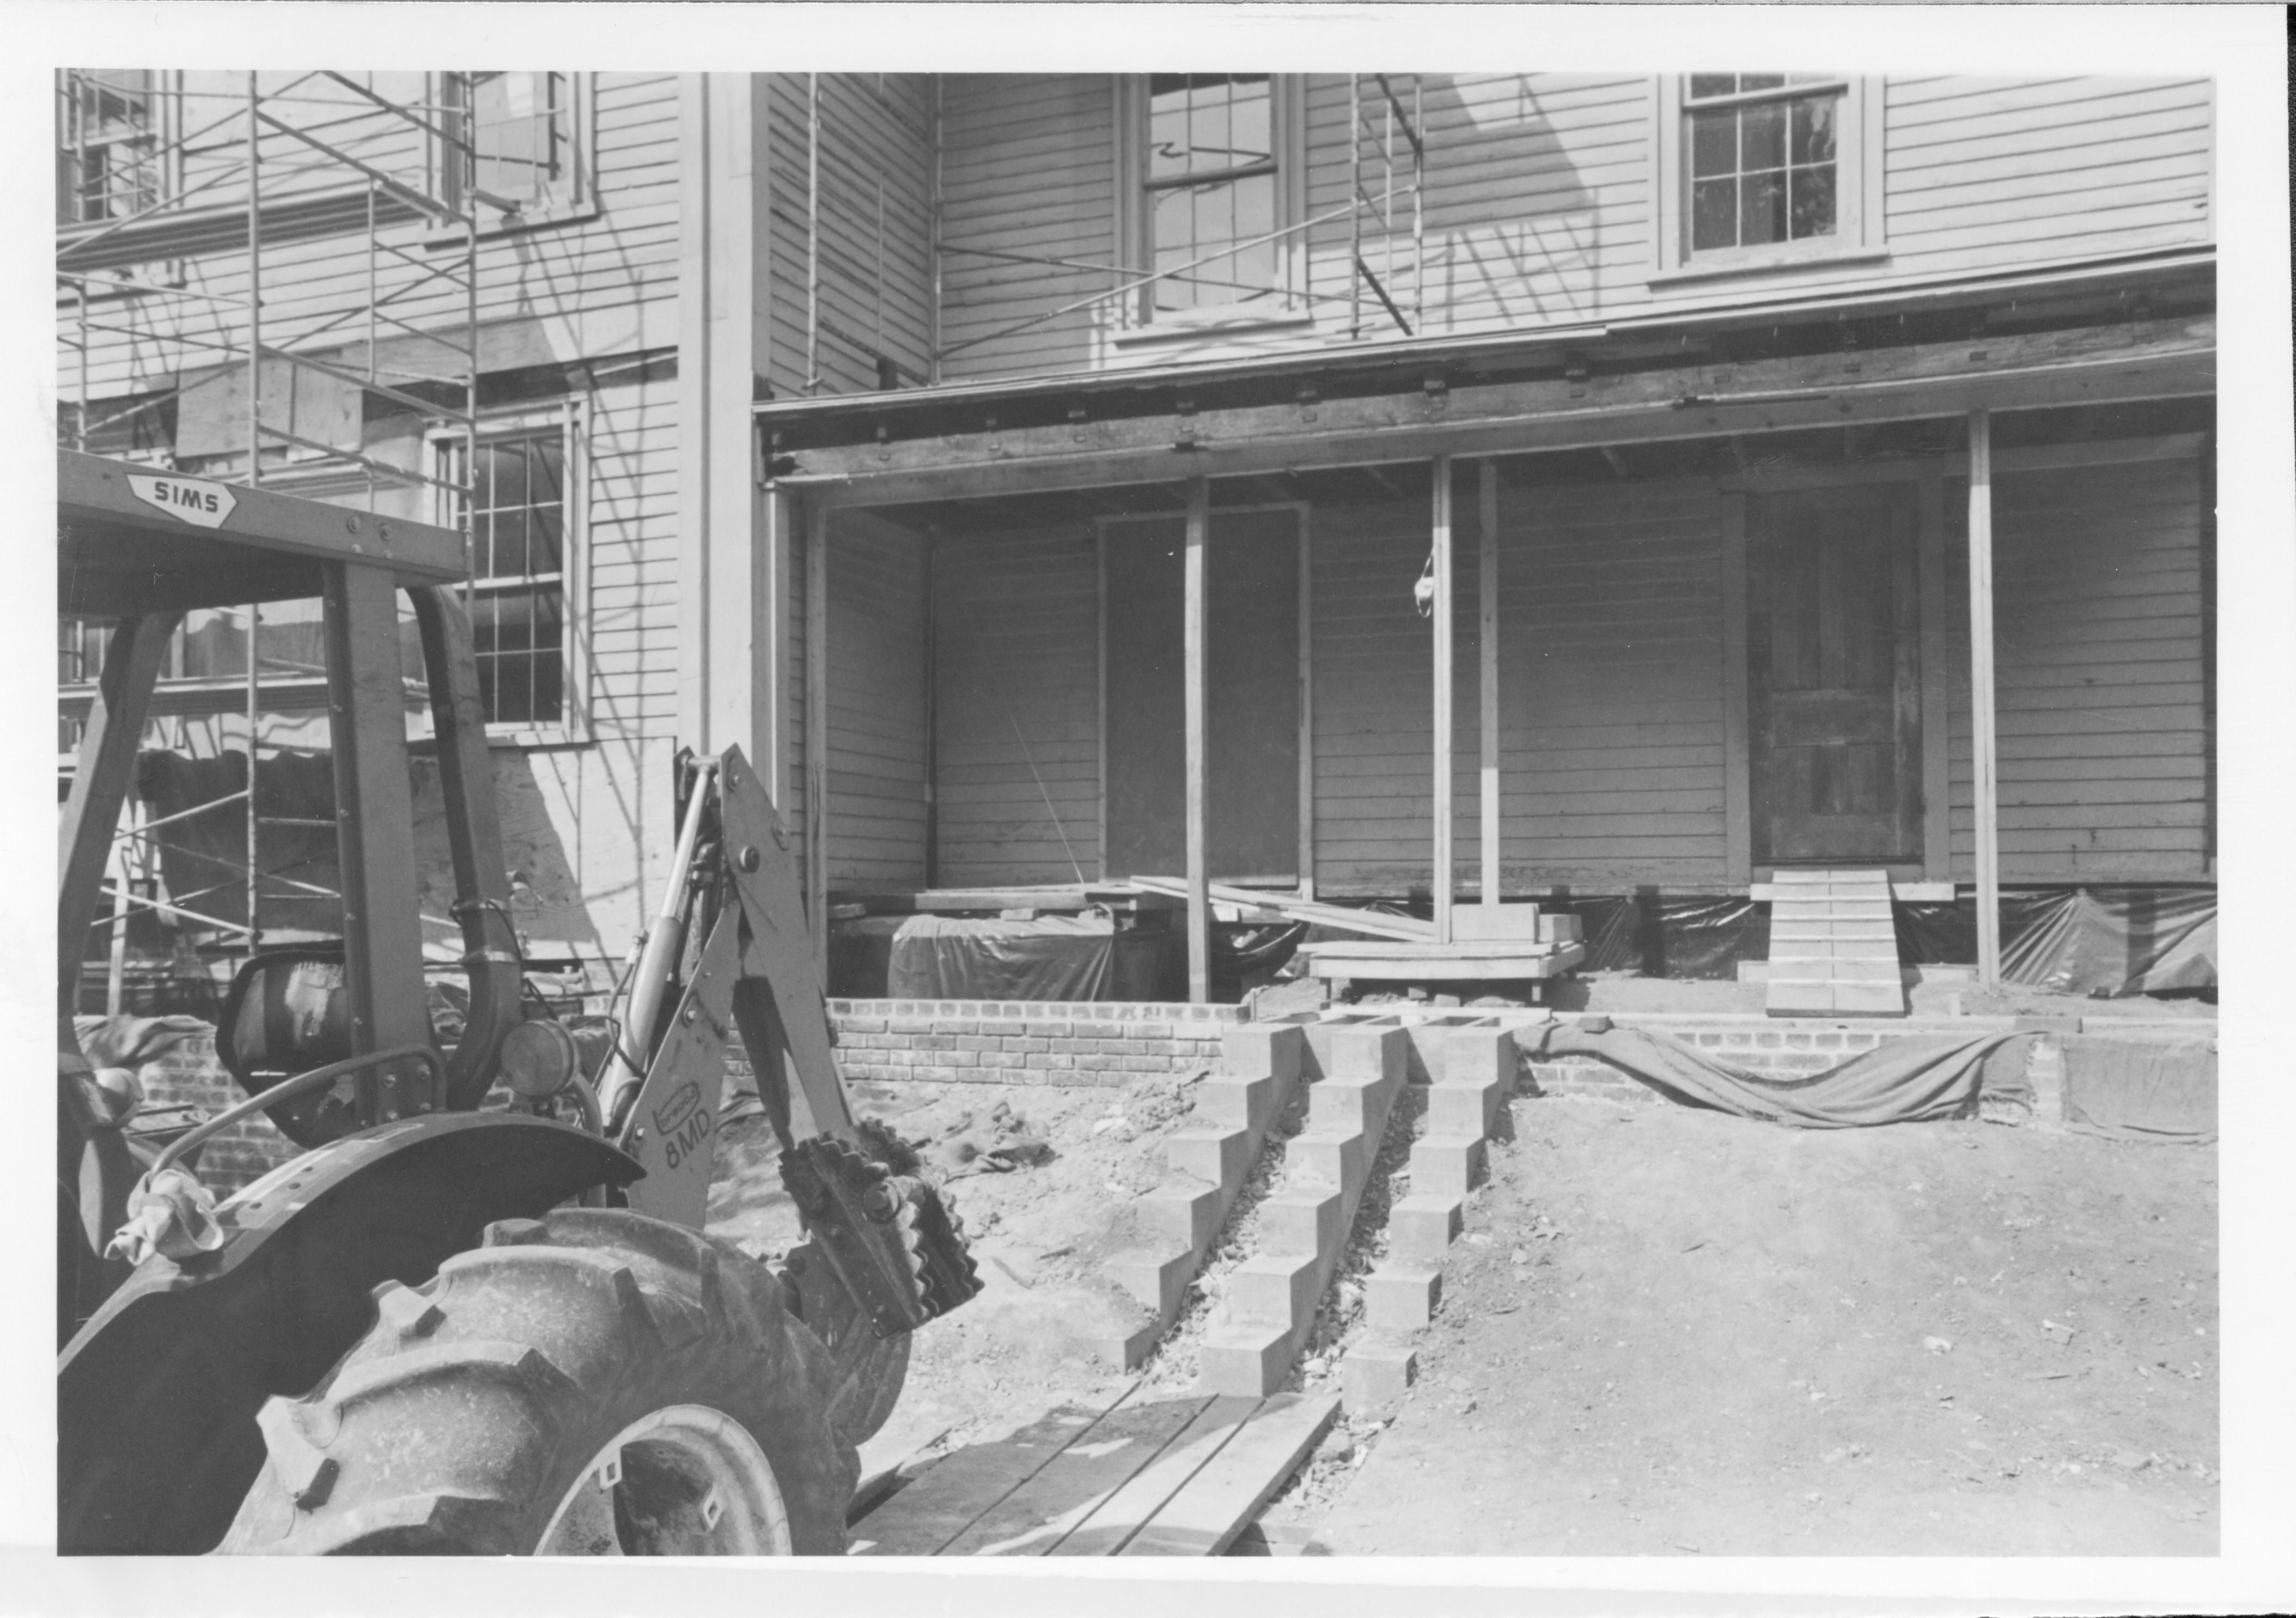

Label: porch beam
[1184,476,1211,1003]
[1431,455,1455,944]
[1968,409,2002,991]
[1479,459,1501,905]
[782,316,2211,510]
[806,501,830,973]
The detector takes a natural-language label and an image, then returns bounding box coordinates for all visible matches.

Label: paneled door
[1748,483,1922,865]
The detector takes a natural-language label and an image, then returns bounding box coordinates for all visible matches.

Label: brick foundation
[136,1036,300,1195]
[827,999,1244,1086]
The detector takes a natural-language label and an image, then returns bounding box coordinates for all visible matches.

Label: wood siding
[930,523,1103,885]
[934,75,1118,381]
[929,74,2212,380]
[1944,457,2209,879]
[763,74,934,398]
[826,511,930,884]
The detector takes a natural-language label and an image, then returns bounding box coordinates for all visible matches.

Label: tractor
[56,449,978,1554]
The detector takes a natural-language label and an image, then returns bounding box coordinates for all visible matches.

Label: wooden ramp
[848,1389,1337,1558]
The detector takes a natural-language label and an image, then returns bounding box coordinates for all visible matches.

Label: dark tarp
[885,914,1176,1002]
[1525,1017,2030,1129]
[1896,887,2215,996]
[2060,1035,2217,1142]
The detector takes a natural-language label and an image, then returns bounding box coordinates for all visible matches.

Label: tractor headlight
[500,1018,580,1100]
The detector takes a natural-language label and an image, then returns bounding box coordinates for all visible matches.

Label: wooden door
[1103,509,1300,883]
[1748,484,1922,866]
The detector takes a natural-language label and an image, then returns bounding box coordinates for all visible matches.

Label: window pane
[1741,101,1786,172]
[1790,95,1837,165]
[1688,74,1737,100]
[486,440,529,513]
[1691,178,1738,251]
[529,504,564,576]
[1229,82,1270,165]
[490,506,531,580]
[1739,169,1786,246]
[1149,95,1188,180]
[1740,74,1786,92]
[1789,163,1836,239]
[1690,108,1735,178]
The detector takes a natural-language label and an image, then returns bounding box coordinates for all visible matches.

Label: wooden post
[1431,455,1454,944]
[1296,507,1316,899]
[1478,459,1500,905]
[1184,477,1210,1003]
[1720,492,1752,885]
[1967,409,2001,991]
[806,500,830,975]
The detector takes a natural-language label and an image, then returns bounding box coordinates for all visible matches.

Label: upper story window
[56,70,174,226]
[435,72,593,228]
[431,406,586,737]
[1118,75,1305,330]
[1653,74,1881,282]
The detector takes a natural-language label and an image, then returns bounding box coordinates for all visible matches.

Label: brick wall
[1525,1023,1899,1103]
[138,1036,300,1195]
[827,998,1245,1086]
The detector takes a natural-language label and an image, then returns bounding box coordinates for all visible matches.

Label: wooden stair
[1763,868,1908,1017]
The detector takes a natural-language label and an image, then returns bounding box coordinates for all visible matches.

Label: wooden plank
[941,1395,1216,1557]
[1184,476,1210,1004]
[1968,409,2001,990]
[1046,1395,1258,1558]
[807,501,830,966]
[1126,874,1433,941]
[848,1401,1109,1555]
[1298,504,1317,899]
[1119,1392,1338,1558]
[1479,459,1501,905]
[1432,455,1455,944]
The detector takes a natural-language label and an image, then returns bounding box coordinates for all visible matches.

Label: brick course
[823,997,1240,1086]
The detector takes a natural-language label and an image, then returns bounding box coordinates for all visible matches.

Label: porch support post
[1478,459,1501,905]
[1432,455,1455,944]
[1967,409,2002,991]
[805,501,830,974]
[1183,476,1211,1003]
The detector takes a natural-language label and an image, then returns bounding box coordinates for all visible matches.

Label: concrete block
[1258,1188,1343,1258]
[1831,981,1909,1015]
[1192,1074,1272,1131]
[1105,1248,1194,1317]
[1221,1021,1304,1084]
[1537,913,1582,945]
[1410,1133,1487,1201]
[1765,980,1835,1015]
[1424,1079,1496,1140]
[1387,1193,1464,1263]
[1365,1265,1442,1333]
[1165,1124,1252,1189]
[1229,1254,1323,1327]
[1440,1026,1515,1091]
[1453,903,1542,941]
[1831,957,1904,982]
[1138,1182,1223,1252]
[1323,1024,1405,1084]
[1308,1072,1393,1135]
[1092,1315,1167,1372]
[1287,1128,1369,1193]
[1340,1336,1417,1411]
[1200,1324,1295,1397]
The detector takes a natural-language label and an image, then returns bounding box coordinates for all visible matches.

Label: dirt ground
[706,1022,2216,1557]
[1306,1094,2219,1556]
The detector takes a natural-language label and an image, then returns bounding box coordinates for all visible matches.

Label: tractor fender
[58,1110,640,1555]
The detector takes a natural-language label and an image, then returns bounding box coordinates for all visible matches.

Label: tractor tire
[216,1209,856,1555]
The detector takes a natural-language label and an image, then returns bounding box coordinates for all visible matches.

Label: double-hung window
[434,72,593,228]
[1653,75,1882,280]
[1118,74,1305,329]
[56,70,175,226]
[431,407,584,737]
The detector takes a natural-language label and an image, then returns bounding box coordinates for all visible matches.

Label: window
[1653,75,1881,281]
[56,70,174,226]
[435,72,593,227]
[1118,75,1305,329]
[431,409,584,735]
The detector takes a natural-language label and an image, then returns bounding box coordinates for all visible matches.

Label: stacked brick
[1526,1023,1898,1100]
[826,999,1242,1087]
[133,1033,299,1195]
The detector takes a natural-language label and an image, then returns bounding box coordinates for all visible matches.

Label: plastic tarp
[1525,1017,2030,1129]
[885,914,1176,1002]
[2060,1035,2217,1143]
[1897,888,2215,996]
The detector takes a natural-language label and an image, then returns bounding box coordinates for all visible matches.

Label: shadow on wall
[1378,75,1605,337]
[410,750,603,962]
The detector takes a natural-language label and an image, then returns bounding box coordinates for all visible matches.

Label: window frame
[1113,74,1310,336]
[1651,74,1886,284]
[427,72,598,238]
[425,400,591,747]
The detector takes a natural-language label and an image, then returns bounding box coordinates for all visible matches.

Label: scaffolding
[57,69,488,1008]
